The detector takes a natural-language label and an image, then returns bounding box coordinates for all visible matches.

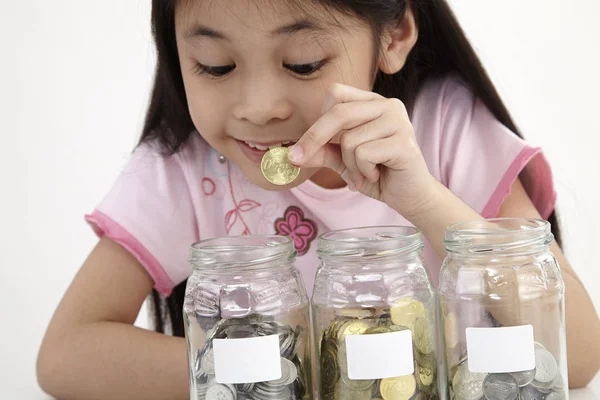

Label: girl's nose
[233,77,293,126]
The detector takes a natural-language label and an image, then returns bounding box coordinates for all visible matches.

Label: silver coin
[534,342,546,351]
[265,358,298,387]
[197,382,209,398]
[206,382,236,400]
[545,390,566,400]
[531,383,553,394]
[519,386,545,400]
[551,372,565,391]
[533,348,557,385]
[510,369,535,387]
[452,361,486,400]
[202,348,216,375]
[252,382,291,400]
[194,349,205,378]
[482,373,518,400]
[235,382,255,393]
[225,325,259,339]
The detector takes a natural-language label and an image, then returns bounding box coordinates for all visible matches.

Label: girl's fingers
[354,136,403,184]
[339,113,398,181]
[299,144,364,190]
[299,142,344,173]
[321,83,384,114]
[289,100,387,166]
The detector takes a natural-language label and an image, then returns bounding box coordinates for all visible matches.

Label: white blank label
[213,334,281,384]
[346,330,414,379]
[466,325,535,373]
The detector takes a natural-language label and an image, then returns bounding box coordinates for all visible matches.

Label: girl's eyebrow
[184,19,330,42]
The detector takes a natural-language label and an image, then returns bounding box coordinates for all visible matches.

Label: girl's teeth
[244,140,295,150]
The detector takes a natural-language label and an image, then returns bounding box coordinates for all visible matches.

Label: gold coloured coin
[334,308,376,319]
[338,320,371,339]
[388,325,410,332]
[413,317,435,354]
[417,363,434,387]
[390,297,427,330]
[261,147,300,186]
[380,375,417,400]
[444,312,459,348]
[364,326,390,335]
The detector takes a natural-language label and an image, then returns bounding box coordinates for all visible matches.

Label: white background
[1,0,599,398]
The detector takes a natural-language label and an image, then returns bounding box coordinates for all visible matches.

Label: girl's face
[175,0,376,190]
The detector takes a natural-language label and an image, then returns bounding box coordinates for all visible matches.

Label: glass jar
[312,226,439,400]
[439,218,567,400]
[183,235,312,400]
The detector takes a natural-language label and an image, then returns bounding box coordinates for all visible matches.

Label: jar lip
[445,218,552,254]
[318,226,423,260]
[190,234,293,251]
[189,234,295,269]
[319,225,421,243]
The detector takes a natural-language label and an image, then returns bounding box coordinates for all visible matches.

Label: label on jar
[346,330,414,379]
[466,325,535,373]
[213,334,281,383]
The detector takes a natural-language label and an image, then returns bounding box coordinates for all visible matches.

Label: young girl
[37,0,599,398]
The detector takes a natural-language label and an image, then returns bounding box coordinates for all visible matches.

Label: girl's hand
[288,83,439,219]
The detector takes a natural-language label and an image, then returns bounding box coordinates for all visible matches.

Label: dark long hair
[142,0,563,336]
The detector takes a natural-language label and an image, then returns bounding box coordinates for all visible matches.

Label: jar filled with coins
[183,235,312,400]
[439,218,568,400]
[312,226,439,400]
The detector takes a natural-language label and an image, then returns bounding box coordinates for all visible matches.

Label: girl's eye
[193,63,235,77]
[284,60,328,76]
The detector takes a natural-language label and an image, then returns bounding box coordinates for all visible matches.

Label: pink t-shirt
[85,75,556,296]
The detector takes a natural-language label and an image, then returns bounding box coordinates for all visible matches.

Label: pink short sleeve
[85,141,199,296]
[436,79,556,219]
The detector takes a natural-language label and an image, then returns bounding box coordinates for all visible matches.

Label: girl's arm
[407,176,600,388]
[36,236,189,400]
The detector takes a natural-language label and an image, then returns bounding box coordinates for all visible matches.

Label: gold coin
[380,375,417,400]
[413,317,435,354]
[338,320,371,339]
[390,298,427,330]
[260,147,300,186]
[334,381,372,400]
[388,325,410,332]
[417,363,434,387]
[444,311,459,348]
[334,308,376,319]
[365,326,390,335]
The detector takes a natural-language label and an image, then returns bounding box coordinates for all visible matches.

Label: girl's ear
[378,8,418,74]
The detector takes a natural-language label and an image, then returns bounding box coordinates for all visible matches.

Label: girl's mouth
[236,140,296,164]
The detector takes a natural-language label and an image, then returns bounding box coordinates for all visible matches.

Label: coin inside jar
[261,147,300,186]
[380,375,417,400]
[482,373,519,400]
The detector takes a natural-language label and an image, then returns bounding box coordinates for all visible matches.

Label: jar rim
[444,218,552,254]
[189,234,295,269]
[318,226,423,260]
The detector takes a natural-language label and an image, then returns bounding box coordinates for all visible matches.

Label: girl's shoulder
[413,73,474,121]
[132,132,216,183]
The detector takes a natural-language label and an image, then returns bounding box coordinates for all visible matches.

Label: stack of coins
[192,315,309,400]
[318,298,438,400]
[449,343,565,400]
